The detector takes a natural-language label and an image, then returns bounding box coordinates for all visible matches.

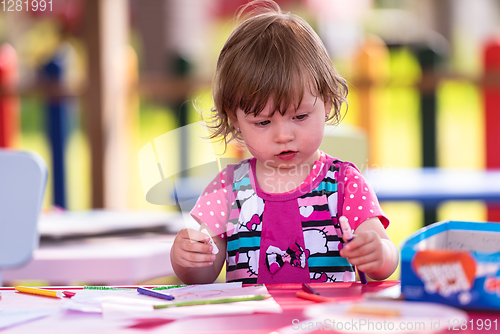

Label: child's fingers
[340,243,365,260]
[357,261,382,273]
[182,228,211,243]
[180,251,216,267]
[342,249,383,273]
[340,238,381,260]
[355,251,385,273]
[176,257,214,268]
[175,240,216,267]
[345,248,378,266]
[340,238,384,273]
[181,237,213,254]
[181,261,214,268]
[341,233,366,252]
[342,230,379,251]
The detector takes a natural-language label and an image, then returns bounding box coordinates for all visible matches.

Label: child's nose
[274,123,294,143]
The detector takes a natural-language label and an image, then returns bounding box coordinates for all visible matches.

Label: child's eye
[294,114,308,120]
[255,120,270,127]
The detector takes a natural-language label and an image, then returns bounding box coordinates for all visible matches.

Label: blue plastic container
[401,220,500,310]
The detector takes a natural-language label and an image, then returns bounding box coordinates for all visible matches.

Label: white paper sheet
[65,282,243,313]
[0,309,60,330]
[105,285,282,320]
[63,283,282,320]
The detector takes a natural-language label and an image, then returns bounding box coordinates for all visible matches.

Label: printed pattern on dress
[301,161,355,283]
[226,160,263,284]
[188,152,389,284]
[225,158,356,284]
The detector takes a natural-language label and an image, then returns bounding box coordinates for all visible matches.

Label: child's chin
[267,161,296,169]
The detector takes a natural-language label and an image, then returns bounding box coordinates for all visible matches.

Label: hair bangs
[235,18,315,118]
[237,66,307,118]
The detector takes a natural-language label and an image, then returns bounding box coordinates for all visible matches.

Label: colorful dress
[190,152,389,284]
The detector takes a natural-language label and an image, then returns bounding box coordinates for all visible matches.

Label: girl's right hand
[171,228,217,268]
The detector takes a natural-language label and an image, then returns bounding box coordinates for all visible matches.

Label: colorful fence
[1,34,500,227]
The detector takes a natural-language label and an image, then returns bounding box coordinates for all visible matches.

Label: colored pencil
[297,291,330,302]
[83,285,187,290]
[137,287,175,301]
[15,286,62,298]
[296,291,363,303]
[63,291,76,298]
[302,283,319,295]
[153,294,271,309]
[339,216,368,284]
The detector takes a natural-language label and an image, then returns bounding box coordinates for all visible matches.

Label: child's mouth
[277,151,297,160]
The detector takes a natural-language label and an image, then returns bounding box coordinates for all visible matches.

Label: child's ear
[324,101,333,118]
[227,111,239,130]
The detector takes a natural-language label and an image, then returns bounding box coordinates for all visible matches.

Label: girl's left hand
[339,229,385,274]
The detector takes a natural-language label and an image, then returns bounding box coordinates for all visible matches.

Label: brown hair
[204,0,348,148]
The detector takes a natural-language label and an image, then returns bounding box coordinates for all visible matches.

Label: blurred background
[1,0,500,284]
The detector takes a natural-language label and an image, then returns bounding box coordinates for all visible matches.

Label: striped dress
[190,152,388,284]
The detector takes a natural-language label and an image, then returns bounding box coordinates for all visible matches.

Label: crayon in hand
[339,216,367,284]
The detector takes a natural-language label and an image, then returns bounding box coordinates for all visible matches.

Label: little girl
[171,0,398,284]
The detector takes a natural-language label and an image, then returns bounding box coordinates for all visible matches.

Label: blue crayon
[137,287,175,301]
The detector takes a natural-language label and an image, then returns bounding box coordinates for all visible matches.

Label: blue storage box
[401,220,500,310]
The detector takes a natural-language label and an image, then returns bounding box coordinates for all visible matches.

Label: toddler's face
[233,89,330,171]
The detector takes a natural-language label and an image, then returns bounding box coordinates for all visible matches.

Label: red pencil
[63,291,76,298]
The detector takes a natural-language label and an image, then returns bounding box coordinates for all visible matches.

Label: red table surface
[152,281,402,334]
[2,281,500,333]
[179,281,500,334]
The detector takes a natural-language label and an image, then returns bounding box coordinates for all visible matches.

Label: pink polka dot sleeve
[190,168,231,237]
[342,166,389,231]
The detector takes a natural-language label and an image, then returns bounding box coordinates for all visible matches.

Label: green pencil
[153,294,271,309]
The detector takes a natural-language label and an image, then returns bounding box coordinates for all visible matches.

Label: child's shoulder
[219,157,254,184]
[320,154,363,182]
[217,158,252,174]
[321,152,350,170]
[234,157,253,168]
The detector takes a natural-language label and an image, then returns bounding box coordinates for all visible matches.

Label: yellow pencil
[15,286,62,298]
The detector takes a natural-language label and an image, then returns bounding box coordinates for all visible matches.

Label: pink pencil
[339,216,367,284]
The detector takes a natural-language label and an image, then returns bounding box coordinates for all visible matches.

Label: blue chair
[0,149,47,285]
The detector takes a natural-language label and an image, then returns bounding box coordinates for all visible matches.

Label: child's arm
[339,217,399,280]
[170,222,227,284]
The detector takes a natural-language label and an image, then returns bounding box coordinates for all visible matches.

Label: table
[0,282,498,333]
[364,167,500,225]
[2,234,176,286]
[3,210,187,286]
[363,168,500,207]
